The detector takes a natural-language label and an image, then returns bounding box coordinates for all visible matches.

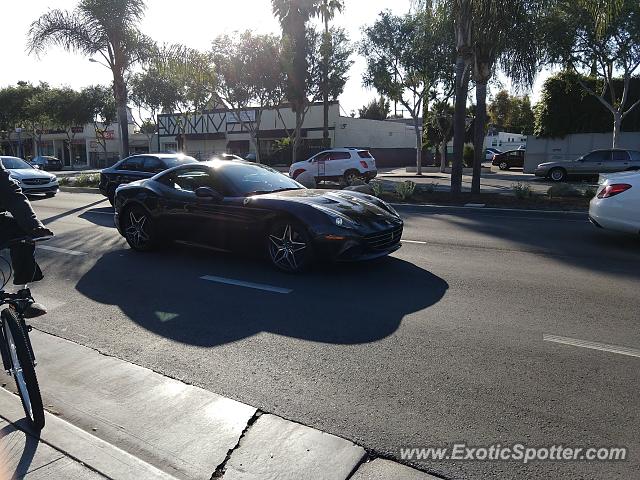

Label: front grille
[22,178,51,185]
[364,225,403,251]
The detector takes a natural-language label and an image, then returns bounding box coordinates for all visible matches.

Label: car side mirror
[195,186,223,202]
[33,165,40,170]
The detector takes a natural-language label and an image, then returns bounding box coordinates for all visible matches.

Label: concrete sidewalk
[0,331,441,480]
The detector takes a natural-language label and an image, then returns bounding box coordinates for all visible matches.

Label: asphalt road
[16,192,640,480]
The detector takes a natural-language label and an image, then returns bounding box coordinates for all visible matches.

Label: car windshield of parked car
[221,163,303,196]
[1,158,33,170]
[163,156,198,168]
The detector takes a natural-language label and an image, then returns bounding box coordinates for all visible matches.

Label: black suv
[99,154,197,204]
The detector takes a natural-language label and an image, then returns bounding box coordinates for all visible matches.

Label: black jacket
[0,162,43,232]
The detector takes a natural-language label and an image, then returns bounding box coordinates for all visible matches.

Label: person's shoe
[23,302,47,319]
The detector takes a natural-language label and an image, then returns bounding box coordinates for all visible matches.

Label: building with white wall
[156,102,418,166]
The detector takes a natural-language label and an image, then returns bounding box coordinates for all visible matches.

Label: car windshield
[220,163,304,196]
[163,156,198,168]
[1,158,33,170]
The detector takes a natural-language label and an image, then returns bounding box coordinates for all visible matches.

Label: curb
[390,203,589,214]
[59,186,101,194]
[0,389,177,480]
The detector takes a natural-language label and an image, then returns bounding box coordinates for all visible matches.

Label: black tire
[549,167,567,182]
[267,220,314,273]
[2,310,45,430]
[343,170,360,185]
[122,204,157,252]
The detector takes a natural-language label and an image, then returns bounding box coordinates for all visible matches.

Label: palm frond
[27,9,104,56]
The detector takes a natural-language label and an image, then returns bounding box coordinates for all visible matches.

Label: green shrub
[463,144,474,168]
[547,183,582,198]
[395,181,416,200]
[60,173,100,188]
[421,182,437,194]
[512,182,533,199]
[582,186,597,198]
[370,180,384,198]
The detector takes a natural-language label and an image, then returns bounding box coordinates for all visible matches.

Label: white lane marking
[465,203,486,207]
[37,245,87,256]
[402,240,428,245]
[200,275,292,294]
[543,334,640,359]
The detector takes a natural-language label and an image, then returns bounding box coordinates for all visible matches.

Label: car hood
[258,189,401,226]
[8,169,56,180]
[537,161,574,168]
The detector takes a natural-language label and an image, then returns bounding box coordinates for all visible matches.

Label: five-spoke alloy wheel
[123,205,156,251]
[268,221,312,273]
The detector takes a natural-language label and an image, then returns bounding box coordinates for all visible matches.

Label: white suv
[289,148,377,184]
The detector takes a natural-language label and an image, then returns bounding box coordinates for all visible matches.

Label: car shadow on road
[75,248,449,347]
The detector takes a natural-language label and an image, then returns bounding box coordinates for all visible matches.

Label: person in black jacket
[0,162,53,315]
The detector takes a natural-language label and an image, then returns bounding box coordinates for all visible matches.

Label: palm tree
[28,0,152,158]
[315,0,344,148]
[272,0,320,162]
[469,0,543,193]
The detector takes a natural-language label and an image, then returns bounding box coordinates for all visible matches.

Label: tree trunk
[414,123,423,176]
[440,142,447,173]
[293,109,302,164]
[114,75,129,159]
[612,111,622,148]
[472,81,488,194]
[322,18,330,148]
[451,57,469,195]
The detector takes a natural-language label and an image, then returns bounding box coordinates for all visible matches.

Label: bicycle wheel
[2,310,45,429]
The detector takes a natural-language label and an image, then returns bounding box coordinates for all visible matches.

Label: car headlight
[311,204,359,229]
[379,200,400,218]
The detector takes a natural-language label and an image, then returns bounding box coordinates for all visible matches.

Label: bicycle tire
[2,309,45,429]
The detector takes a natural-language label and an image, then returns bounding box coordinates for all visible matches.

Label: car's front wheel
[122,205,157,251]
[499,161,509,170]
[267,221,313,273]
[549,167,567,182]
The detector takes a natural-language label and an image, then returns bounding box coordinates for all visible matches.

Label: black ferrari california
[113,160,403,272]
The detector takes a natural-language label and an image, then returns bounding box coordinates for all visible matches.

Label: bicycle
[0,236,51,430]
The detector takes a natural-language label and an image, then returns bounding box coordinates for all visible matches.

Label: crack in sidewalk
[210,410,262,479]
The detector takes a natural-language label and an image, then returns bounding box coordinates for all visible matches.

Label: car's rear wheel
[499,161,509,170]
[123,205,157,251]
[344,170,361,185]
[549,167,567,182]
[267,220,313,273]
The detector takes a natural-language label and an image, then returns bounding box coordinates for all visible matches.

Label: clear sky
[4,0,550,116]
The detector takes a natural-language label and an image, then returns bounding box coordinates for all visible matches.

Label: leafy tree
[24,85,55,158]
[28,0,154,158]
[148,44,217,153]
[0,82,44,156]
[83,85,118,158]
[488,90,535,134]
[543,0,640,147]
[212,32,286,163]
[361,8,452,175]
[534,71,640,137]
[425,100,454,172]
[130,66,182,151]
[358,97,391,120]
[48,87,95,164]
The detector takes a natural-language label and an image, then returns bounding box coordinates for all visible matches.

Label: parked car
[243,153,257,162]
[289,148,377,184]
[0,156,59,196]
[589,171,640,235]
[492,150,525,170]
[485,148,502,161]
[535,149,640,182]
[114,159,403,273]
[30,155,63,171]
[99,154,197,205]
[209,153,243,162]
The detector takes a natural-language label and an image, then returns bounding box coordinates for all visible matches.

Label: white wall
[524,132,640,173]
[334,117,416,149]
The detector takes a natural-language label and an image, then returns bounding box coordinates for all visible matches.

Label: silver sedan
[535,149,640,182]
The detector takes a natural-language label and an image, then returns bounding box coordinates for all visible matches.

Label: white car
[589,171,640,235]
[289,148,377,184]
[0,156,59,196]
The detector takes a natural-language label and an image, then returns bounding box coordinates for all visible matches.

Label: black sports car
[114,160,403,272]
[99,154,198,205]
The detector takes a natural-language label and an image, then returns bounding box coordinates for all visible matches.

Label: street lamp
[89,58,109,69]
